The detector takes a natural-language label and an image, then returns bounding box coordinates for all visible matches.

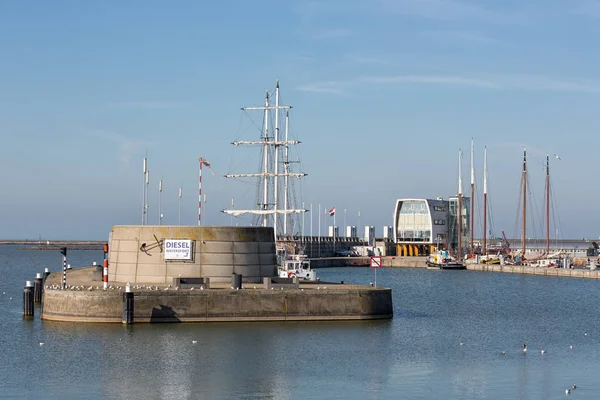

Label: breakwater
[40,266,393,323]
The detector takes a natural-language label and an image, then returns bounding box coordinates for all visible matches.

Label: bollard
[43,268,50,283]
[67,264,71,270]
[103,259,109,290]
[232,273,242,289]
[122,284,134,324]
[23,281,34,317]
[33,273,43,303]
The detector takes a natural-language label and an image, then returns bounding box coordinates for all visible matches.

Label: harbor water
[1,245,600,399]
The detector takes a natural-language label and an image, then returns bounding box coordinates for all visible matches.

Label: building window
[434,206,447,212]
[434,219,446,225]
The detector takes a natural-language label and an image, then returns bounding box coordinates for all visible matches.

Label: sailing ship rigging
[222,81,307,240]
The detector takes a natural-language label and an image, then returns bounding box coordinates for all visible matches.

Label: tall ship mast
[222,81,307,240]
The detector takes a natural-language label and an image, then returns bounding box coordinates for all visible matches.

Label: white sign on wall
[164,239,193,260]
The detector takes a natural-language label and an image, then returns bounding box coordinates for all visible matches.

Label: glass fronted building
[393,197,470,256]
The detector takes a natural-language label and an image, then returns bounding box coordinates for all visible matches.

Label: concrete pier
[41,267,393,323]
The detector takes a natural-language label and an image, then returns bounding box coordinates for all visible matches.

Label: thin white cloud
[378,0,530,24]
[359,74,500,88]
[86,129,155,165]
[297,73,600,95]
[420,30,499,46]
[295,82,348,95]
[108,101,189,110]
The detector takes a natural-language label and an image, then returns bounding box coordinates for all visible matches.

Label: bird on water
[523,344,527,354]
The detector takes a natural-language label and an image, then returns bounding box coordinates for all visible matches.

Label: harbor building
[393,197,470,256]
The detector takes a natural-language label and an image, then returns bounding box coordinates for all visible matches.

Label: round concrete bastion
[107,225,278,284]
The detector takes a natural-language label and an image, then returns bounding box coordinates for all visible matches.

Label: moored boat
[426,250,466,270]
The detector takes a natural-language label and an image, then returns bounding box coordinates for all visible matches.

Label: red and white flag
[328,206,336,216]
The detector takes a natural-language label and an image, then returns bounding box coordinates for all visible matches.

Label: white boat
[426,250,466,270]
[277,253,317,280]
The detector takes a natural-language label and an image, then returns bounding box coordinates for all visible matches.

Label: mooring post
[122,283,134,324]
[60,247,67,289]
[23,281,34,317]
[33,273,43,303]
[232,273,242,289]
[103,243,109,290]
[43,268,50,283]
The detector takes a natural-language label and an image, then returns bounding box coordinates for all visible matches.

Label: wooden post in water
[122,284,134,324]
[33,273,43,303]
[23,281,34,317]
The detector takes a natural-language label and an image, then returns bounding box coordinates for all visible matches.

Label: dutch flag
[328,206,336,216]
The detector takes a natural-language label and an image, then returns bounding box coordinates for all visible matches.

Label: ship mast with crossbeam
[222,81,307,240]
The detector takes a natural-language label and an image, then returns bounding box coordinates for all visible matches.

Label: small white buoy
[459,343,464,346]
[570,345,573,350]
[39,342,44,347]
[192,340,197,344]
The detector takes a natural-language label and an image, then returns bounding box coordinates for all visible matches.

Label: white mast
[483,146,488,254]
[470,138,474,254]
[262,90,270,227]
[142,157,147,225]
[178,186,182,226]
[457,149,463,259]
[158,177,163,225]
[222,82,306,239]
[283,109,289,236]
[273,81,280,236]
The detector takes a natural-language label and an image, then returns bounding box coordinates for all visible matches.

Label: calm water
[1,245,599,399]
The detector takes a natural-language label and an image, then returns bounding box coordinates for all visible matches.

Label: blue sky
[1,0,600,240]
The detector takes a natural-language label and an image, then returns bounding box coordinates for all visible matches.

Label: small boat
[426,250,466,270]
[278,253,317,280]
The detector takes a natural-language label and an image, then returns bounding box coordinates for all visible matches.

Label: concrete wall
[108,226,277,284]
[41,287,394,323]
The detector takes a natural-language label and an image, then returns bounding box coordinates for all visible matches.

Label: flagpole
[318,204,321,257]
[310,203,313,238]
[333,207,336,255]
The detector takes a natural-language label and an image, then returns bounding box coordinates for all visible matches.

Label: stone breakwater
[40,267,393,323]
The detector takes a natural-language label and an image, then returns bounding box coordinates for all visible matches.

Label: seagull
[571,385,577,390]
[39,342,44,347]
[553,154,561,160]
[500,351,505,355]
[459,343,464,347]
[541,349,546,355]
[570,345,573,350]
[566,388,570,395]
[523,344,528,354]
[192,340,197,344]
[585,332,588,336]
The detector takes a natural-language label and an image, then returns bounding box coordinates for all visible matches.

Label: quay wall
[41,287,393,323]
[467,263,600,279]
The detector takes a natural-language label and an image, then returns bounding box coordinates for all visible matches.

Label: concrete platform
[41,267,393,323]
